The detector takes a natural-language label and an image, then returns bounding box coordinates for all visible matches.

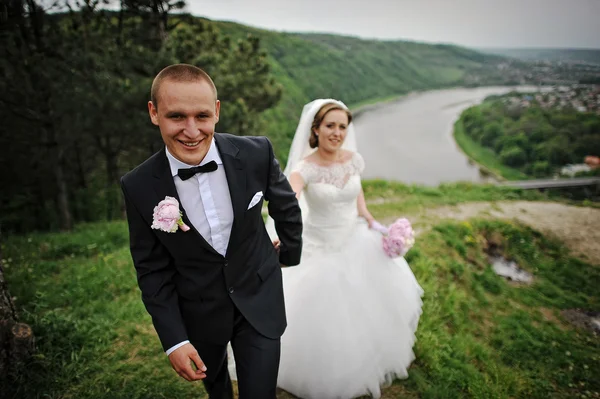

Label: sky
[185,0,600,49]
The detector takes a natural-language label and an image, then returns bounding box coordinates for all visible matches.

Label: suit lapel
[214,134,247,256]
[152,148,220,256]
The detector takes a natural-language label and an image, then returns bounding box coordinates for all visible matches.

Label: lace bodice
[295,152,364,189]
[293,152,365,250]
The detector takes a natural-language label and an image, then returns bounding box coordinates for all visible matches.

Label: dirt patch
[538,307,568,331]
[383,201,600,265]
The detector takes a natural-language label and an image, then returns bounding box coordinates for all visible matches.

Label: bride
[232,99,424,399]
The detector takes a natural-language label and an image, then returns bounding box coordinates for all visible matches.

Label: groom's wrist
[166,340,190,356]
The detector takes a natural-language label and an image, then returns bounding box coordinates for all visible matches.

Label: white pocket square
[247,191,263,210]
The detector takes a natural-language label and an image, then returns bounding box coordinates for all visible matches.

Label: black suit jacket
[121,133,302,350]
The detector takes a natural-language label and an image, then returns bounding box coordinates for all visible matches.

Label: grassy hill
[3,183,599,398]
[200,18,509,161]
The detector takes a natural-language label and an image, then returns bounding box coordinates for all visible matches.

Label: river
[354,86,542,185]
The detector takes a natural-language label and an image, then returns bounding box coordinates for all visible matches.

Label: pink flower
[382,218,415,258]
[151,196,190,233]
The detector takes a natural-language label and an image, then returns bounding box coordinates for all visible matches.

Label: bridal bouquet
[372,218,415,258]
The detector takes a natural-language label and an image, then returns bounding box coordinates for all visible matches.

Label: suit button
[228,287,234,294]
[224,261,228,267]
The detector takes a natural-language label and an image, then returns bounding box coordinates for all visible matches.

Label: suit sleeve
[121,178,188,352]
[263,137,303,266]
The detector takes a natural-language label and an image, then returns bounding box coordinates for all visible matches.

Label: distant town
[501,85,600,115]
[496,58,600,87]
[465,53,600,95]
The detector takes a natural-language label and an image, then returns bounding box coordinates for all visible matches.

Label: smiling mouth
[179,140,201,148]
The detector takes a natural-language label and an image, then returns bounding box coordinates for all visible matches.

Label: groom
[121,64,302,398]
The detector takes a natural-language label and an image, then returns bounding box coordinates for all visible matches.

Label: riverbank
[451,91,600,189]
[350,92,410,118]
[349,84,535,120]
[452,118,530,181]
[353,86,542,185]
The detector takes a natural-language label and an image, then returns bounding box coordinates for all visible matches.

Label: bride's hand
[369,220,389,235]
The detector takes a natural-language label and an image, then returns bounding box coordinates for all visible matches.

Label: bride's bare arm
[289,171,305,199]
[357,188,375,226]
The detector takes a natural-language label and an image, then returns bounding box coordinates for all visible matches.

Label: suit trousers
[193,306,281,399]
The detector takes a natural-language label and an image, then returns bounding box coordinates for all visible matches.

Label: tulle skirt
[275,220,424,399]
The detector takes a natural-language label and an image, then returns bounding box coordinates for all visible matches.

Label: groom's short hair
[151,64,218,107]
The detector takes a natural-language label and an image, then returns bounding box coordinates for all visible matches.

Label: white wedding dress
[274,152,424,399]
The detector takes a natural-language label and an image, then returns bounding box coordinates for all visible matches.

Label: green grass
[399,219,599,399]
[2,221,209,399]
[453,119,530,181]
[362,180,549,219]
[2,187,599,398]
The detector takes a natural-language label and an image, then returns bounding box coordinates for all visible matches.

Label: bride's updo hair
[309,103,353,148]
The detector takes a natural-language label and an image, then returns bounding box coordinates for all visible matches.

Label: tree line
[460,96,600,178]
[0,1,281,233]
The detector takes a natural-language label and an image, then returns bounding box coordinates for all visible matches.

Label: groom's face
[149,79,220,165]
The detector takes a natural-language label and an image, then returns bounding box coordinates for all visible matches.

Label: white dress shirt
[164,139,234,355]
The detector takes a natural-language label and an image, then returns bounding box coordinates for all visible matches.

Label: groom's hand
[168,343,207,381]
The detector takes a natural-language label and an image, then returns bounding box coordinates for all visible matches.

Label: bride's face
[315,110,349,154]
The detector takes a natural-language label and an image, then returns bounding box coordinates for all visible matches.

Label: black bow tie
[178,160,218,181]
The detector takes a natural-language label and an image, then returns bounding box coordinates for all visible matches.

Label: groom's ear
[148,100,159,126]
[214,100,221,124]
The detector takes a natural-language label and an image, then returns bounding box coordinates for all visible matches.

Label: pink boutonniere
[151,196,190,233]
